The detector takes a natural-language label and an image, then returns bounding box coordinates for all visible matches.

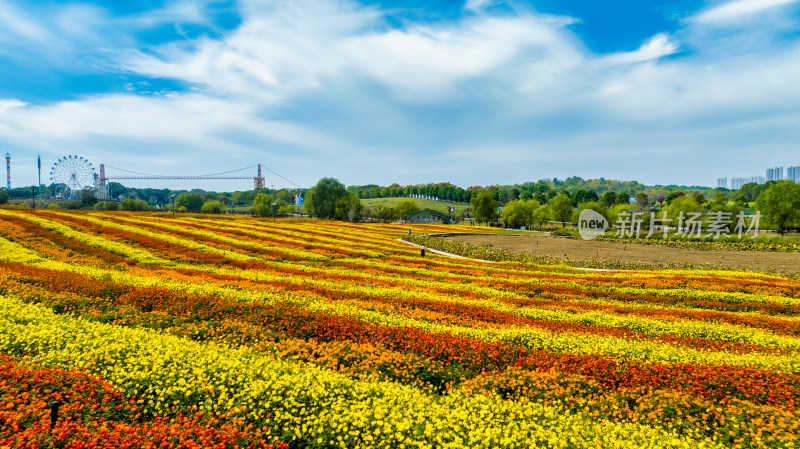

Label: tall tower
[96,164,108,199]
[254,164,265,189]
[5,152,9,190]
[37,155,42,192]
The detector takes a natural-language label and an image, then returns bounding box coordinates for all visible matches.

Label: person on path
[421,244,426,257]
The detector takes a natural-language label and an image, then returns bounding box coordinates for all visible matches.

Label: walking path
[396,239,472,260]
[397,238,617,271]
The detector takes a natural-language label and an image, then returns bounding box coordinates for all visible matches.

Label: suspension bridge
[96,163,301,199]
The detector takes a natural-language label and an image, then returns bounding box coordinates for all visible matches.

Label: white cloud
[601,34,679,66]
[1,0,799,188]
[464,0,500,13]
[693,0,798,24]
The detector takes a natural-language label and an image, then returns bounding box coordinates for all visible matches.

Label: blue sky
[1,0,799,189]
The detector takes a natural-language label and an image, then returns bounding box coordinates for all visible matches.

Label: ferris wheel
[50,155,96,198]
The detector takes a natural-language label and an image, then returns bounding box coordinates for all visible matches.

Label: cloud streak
[693,0,799,24]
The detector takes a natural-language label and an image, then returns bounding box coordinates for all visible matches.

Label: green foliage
[692,193,706,205]
[616,192,631,205]
[305,178,348,219]
[572,190,599,206]
[470,191,499,225]
[733,192,749,207]
[755,181,800,235]
[738,182,775,202]
[577,201,610,222]
[549,194,574,227]
[665,192,680,205]
[500,200,538,228]
[392,199,420,218]
[374,205,393,222]
[251,193,275,217]
[707,202,742,233]
[0,190,8,205]
[201,200,223,214]
[80,189,98,207]
[665,196,702,221]
[119,198,148,212]
[176,193,203,213]
[532,205,551,230]
[600,192,617,208]
[335,194,363,222]
[609,204,633,223]
[634,193,649,211]
[94,201,118,211]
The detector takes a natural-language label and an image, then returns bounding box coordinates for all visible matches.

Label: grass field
[1,208,799,448]
[232,196,468,217]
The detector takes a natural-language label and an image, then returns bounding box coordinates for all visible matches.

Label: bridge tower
[254,164,265,189]
[96,164,108,199]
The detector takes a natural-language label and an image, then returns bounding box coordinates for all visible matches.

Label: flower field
[1,209,799,448]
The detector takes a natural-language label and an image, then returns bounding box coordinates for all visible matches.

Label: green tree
[635,193,649,211]
[600,192,617,208]
[251,193,275,217]
[693,193,706,205]
[393,199,420,218]
[665,196,702,221]
[577,201,610,223]
[549,193,574,228]
[707,202,742,233]
[470,190,499,225]
[201,200,223,214]
[80,188,98,208]
[755,181,800,235]
[176,193,203,212]
[119,198,148,211]
[94,201,118,211]
[665,192,680,205]
[0,190,8,205]
[532,204,551,230]
[500,200,538,228]
[305,178,348,219]
[616,192,631,205]
[335,194,363,221]
[739,182,774,202]
[733,192,749,208]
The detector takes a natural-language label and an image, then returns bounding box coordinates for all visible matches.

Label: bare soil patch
[446,234,800,274]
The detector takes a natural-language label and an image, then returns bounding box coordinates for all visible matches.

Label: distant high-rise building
[716,177,727,188]
[731,176,765,190]
[788,165,800,183]
[766,166,784,182]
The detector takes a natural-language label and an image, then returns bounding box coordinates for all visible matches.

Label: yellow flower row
[114,215,344,260]
[302,299,800,372]
[2,233,797,371]
[0,295,722,449]
[0,211,171,266]
[55,212,261,262]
